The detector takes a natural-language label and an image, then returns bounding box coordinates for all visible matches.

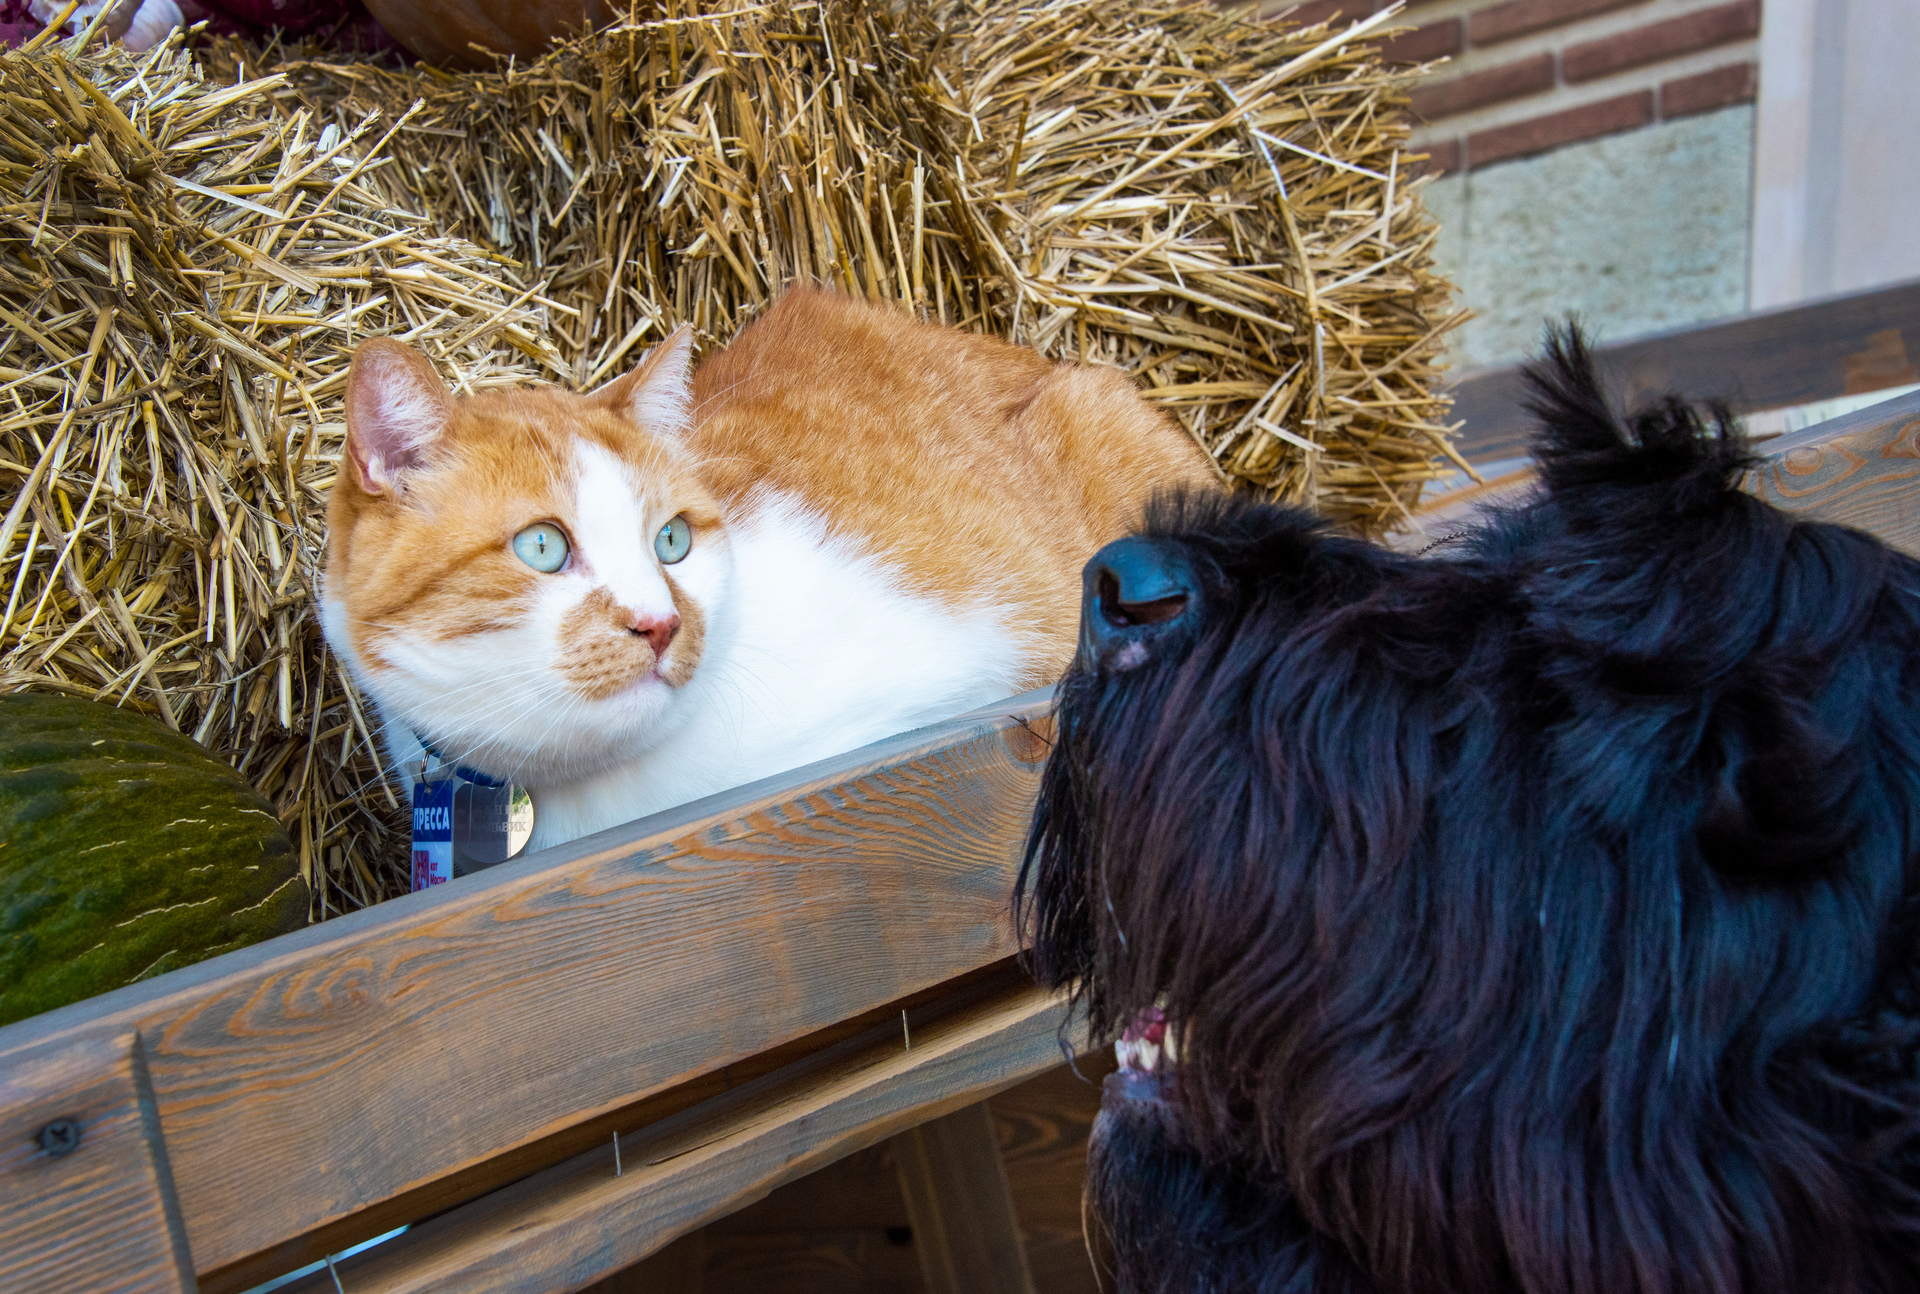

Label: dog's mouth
[1105,1005,1180,1107]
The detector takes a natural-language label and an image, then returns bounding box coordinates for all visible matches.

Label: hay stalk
[2,0,1458,917]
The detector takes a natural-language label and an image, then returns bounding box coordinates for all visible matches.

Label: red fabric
[177,0,403,53]
[0,0,38,47]
[0,0,403,53]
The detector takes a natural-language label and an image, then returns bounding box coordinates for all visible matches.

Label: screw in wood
[613,1130,622,1178]
[37,1117,82,1158]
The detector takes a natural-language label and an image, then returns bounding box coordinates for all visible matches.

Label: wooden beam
[0,1030,196,1294]
[1448,277,1920,466]
[0,690,1057,1287]
[1747,389,1920,549]
[1396,388,1920,553]
[892,1101,1038,1294]
[272,977,1082,1294]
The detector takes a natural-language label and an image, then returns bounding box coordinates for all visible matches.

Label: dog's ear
[1522,322,1754,498]
[1694,683,1861,879]
[1688,523,1895,880]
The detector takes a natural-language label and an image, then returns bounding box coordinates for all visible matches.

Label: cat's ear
[345,339,454,496]
[592,325,694,438]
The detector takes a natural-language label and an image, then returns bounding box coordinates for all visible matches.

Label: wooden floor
[588,1054,1114,1294]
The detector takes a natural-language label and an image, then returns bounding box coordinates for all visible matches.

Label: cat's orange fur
[684,287,1218,684]
[322,287,1218,850]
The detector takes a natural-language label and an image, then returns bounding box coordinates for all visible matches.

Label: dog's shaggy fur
[1020,331,1920,1293]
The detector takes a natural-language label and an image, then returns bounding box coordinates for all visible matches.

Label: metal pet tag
[452,780,536,869]
[412,767,535,892]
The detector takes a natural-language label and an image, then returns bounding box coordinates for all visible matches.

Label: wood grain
[1397,389,1920,554]
[991,1059,1112,1294]
[0,689,1056,1283]
[202,961,1019,1292]
[601,1057,1109,1294]
[891,1102,1036,1294]
[700,1229,924,1294]
[693,1142,922,1294]
[0,1029,196,1294]
[586,1232,705,1293]
[703,1142,910,1235]
[1449,276,1920,465]
[1746,390,1920,553]
[273,979,1084,1293]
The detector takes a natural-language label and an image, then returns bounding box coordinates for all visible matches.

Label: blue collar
[413,734,508,789]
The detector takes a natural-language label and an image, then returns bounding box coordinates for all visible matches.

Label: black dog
[1019,330,1920,1293]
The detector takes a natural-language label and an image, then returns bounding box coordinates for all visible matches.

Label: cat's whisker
[526,425,565,488]
[373,676,570,726]
[701,659,798,744]
[501,694,591,784]
[678,451,760,474]
[418,684,582,742]
[407,664,568,693]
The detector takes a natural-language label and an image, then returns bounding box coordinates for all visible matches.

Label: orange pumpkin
[359,0,612,69]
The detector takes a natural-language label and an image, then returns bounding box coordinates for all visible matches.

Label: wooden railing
[0,689,1072,1294]
[1445,276,1920,467]
[1407,277,1920,555]
[7,297,1920,1294]
[1403,386,1920,556]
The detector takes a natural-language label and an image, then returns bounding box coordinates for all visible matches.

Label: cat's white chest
[526,494,1023,849]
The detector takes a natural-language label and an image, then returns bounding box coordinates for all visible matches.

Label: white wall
[1750,0,1920,308]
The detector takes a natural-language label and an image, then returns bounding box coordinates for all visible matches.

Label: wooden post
[0,1030,197,1294]
[891,1101,1037,1294]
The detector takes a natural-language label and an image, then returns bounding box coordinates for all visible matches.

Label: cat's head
[321,328,731,785]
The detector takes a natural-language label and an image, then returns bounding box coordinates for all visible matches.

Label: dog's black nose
[1081,537,1199,669]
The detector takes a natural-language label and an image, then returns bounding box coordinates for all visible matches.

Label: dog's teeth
[1116,1006,1180,1073]
[1116,1006,1183,1073]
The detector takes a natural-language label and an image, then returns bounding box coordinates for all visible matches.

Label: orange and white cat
[322,288,1216,852]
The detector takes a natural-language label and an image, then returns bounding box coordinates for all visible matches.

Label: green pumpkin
[0,693,308,1026]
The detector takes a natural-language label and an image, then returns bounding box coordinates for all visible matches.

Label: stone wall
[1421,106,1753,369]
[1262,0,1764,370]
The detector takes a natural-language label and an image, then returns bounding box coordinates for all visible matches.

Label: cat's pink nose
[630,613,679,658]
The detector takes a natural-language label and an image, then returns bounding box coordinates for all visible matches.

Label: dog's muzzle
[1080,537,1201,671]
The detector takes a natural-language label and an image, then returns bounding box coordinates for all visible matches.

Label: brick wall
[1262,0,1761,174]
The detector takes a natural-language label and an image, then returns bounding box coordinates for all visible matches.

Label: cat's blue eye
[513,523,569,573]
[655,514,691,565]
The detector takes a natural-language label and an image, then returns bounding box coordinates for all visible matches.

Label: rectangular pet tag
[411,774,456,892]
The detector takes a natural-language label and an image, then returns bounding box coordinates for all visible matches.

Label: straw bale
[0,27,561,916]
[2,0,1461,918]
[940,0,1467,522]
[260,0,1464,527]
